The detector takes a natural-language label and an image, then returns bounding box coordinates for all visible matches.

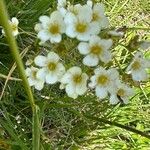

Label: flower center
[32,70,37,79]
[76,23,87,33]
[73,74,82,84]
[117,89,125,97]
[48,62,56,71]
[49,24,60,34]
[131,60,141,70]
[97,75,108,85]
[11,24,17,31]
[92,12,99,21]
[91,45,102,55]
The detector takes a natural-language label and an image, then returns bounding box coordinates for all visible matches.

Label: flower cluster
[25,0,150,105]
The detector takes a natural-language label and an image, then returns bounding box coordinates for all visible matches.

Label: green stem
[0,1,40,149]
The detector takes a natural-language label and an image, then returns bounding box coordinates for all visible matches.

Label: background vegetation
[0,0,150,149]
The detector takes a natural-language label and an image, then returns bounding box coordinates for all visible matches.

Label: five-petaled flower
[126,52,150,81]
[89,67,119,99]
[34,52,65,84]
[26,67,44,90]
[60,66,88,99]
[78,35,112,66]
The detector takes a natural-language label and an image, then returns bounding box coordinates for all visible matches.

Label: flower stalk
[0,0,40,149]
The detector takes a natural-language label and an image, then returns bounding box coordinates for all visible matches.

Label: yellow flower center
[131,60,141,70]
[76,23,87,33]
[11,24,17,31]
[117,89,125,97]
[97,75,108,85]
[92,12,99,21]
[48,62,56,71]
[91,45,103,55]
[32,70,37,79]
[73,74,82,84]
[49,24,60,34]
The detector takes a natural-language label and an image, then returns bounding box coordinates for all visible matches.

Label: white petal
[25,68,31,76]
[101,39,113,50]
[76,85,87,95]
[78,42,90,55]
[28,78,36,86]
[50,34,62,43]
[51,11,63,21]
[47,52,60,62]
[35,81,44,90]
[100,50,112,63]
[89,75,97,88]
[110,94,119,105]
[95,86,108,99]
[89,35,101,45]
[108,68,119,80]
[61,73,71,84]
[77,32,91,41]
[65,25,76,38]
[89,22,100,35]
[64,12,77,24]
[83,54,99,66]
[66,84,77,99]
[132,70,148,81]
[45,73,58,84]
[34,23,42,32]
[11,17,19,25]
[68,66,82,75]
[56,63,66,79]
[36,68,47,80]
[37,30,50,43]
[39,16,50,28]
[34,55,47,67]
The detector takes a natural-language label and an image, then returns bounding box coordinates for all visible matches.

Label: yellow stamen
[131,60,141,70]
[97,75,108,85]
[117,89,125,97]
[49,24,60,34]
[73,74,82,84]
[91,45,103,55]
[76,23,87,33]
[48,62,56,71]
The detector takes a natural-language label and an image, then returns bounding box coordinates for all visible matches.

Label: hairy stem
[0,1,40,149]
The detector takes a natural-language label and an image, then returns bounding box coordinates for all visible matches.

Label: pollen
[97,75,108,85]
[49,24,60,34]
[76,23,87,33]
[131,60,141,70]
[48,62,56,71]
[73,74,82,84]
[91,45,103,55]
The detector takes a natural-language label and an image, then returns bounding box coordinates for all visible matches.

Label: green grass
[0,0,150,149]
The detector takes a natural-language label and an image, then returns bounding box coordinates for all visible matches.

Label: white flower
[34,52,65,84]
[2,17,19,36]
[61,66,88,99]
[110,82,134,105]
[65,5,100,41]
[78,35,112,66]
[26,67,44,90]
[91,3,109,28]
[89,67,119,99]
[126,52,150,81]
[57,0,66,8]
[37,11,66,44]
